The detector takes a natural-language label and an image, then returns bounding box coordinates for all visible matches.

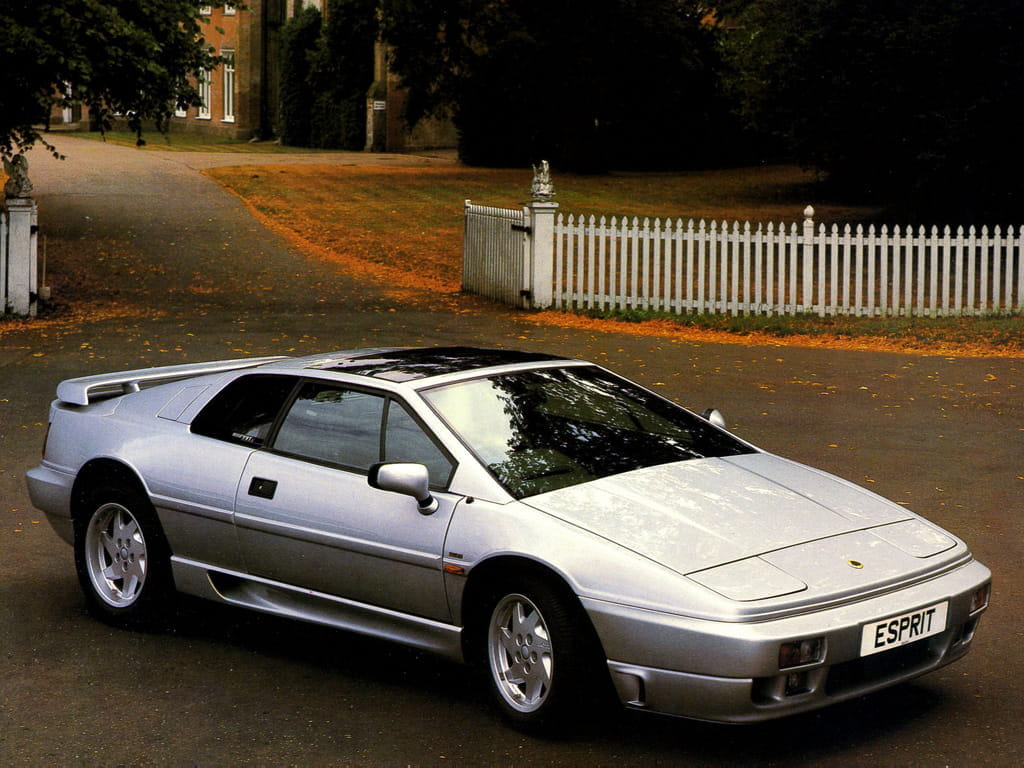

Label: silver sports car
[27,347,990,730]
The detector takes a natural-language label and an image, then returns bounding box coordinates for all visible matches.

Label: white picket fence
[463,200,1024,317]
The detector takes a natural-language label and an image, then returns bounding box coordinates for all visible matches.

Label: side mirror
[368,462,439,515]
[700,408,727,429]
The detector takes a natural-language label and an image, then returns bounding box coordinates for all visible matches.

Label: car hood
[524,453,961,599]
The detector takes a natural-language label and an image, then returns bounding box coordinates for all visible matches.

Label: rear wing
[55,356,289,406]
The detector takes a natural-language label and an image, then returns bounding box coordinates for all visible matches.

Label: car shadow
[166,593,949,758]
[169,593,479,693]
[594,678,949,761]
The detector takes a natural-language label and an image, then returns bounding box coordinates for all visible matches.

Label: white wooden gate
[462,202,530,308]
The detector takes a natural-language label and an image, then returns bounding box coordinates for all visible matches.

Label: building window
[197,70,212,120]
[224,3,236,15]
[222,50,235,123]
[174,104,187,118]
[199,5,212,15]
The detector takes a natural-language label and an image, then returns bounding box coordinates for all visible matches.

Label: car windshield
[422,365,754,498]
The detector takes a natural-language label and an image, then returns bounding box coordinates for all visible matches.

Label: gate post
[3,197,38,317]
[525,161,558,309]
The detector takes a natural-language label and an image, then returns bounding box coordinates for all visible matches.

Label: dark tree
[309,0,376,150]
[0,0,233,160]
[276,0,376,151]
[380,0,732,171]
[720,0,1024,219]
[277,6,322,147]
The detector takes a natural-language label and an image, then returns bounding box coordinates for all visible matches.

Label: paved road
[2,136,1022,765]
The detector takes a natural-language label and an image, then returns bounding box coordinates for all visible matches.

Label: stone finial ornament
[3,154,33,198]
[531,160,555,202]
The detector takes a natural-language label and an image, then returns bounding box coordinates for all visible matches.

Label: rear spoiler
[56,356,289,406]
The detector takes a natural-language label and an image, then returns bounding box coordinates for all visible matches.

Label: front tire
[478,574,607,732]
[74,483,173,628]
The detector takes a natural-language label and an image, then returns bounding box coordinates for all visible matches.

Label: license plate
[860,601,948,657]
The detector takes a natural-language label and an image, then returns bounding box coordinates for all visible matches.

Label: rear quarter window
[191,374,297,447]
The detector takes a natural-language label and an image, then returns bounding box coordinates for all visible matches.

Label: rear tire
[74,482,173,628]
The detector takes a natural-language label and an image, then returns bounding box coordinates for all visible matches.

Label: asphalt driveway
[1,135,1021,766]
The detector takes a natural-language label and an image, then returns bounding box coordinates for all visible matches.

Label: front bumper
[584,559,990,722]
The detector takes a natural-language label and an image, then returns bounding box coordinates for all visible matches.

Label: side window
[191,374,297,447]
[383,400,454,487]
[273,382,385,471]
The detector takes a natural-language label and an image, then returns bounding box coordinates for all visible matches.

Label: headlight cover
[688,557,807,601]
[871,519,957,558]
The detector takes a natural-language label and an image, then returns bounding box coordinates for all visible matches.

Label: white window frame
[222,50,235,123]
[224,4,236,15]
[197,70,212,120]
[199,5,212,15]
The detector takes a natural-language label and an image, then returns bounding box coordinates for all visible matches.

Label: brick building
[170,1,281,140]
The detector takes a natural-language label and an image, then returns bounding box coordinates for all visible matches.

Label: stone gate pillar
[3,197,39,316]
[365,41,389,152]
[526,161,558,309]
[3,152,38,317]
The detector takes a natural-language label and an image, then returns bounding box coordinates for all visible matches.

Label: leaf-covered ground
[204,163,1024,358]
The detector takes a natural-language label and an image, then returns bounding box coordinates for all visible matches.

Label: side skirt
[171,556,465,662]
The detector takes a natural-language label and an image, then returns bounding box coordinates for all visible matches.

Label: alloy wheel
[487,592,554,713]
[84,502,149,608]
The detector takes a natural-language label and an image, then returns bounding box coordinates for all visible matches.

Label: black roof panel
[323,347,567,382]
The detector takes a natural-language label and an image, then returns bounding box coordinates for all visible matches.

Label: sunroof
[325,347,566,381]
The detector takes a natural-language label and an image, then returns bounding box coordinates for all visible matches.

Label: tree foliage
[0,0,233,160]
[380,0,735,171]
[720,0,1024,218]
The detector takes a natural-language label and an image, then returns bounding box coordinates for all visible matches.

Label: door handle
[248,477,278,500]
